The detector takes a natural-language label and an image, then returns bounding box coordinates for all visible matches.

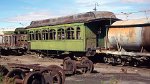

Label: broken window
[76,27,81,39]
[49,29,56,40]
[45,30,48,40]
[35,31,42,40]
[42,30,48,40]
[35,31,39,40]
[66,27,74,39]
[38,31,42,40]
[57,28,65,40]
[29,31,34,40]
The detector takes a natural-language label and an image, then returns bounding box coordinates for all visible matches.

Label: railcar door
[98,26,107,48]
[85,22,97,56]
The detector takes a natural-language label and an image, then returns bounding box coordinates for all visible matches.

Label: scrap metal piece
[5,69,25,84]
[63,60,76,75]
[40,65,65,84]
[47,65,65,84]
[0,65,9,76]
[81,59,94,73]
[23,71,45,84]
[7,63,45,72]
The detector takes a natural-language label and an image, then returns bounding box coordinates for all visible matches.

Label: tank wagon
[26,11,118,57]
[97,18,150,66]
[0,28,28,55]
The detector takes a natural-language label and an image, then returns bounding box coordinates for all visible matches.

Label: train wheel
[103,57,108,63]
[48,65,65,84]
[64,57,71,61]
[121,60,127,66]
[40,65,64,84]
[130,60,140,67]
[81,57,89,60]
[0,65,9,76]
[23,72,45,84]
[81,59,94,73]
[63,57,71,64]
[111,57,117,66]
[116,58,122,64]
[5,69,25,84]
[63,60,76,75]
[133,61,139,67]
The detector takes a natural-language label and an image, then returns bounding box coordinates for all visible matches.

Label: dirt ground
[1,54,150,84]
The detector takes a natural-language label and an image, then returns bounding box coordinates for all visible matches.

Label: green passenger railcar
[26,11,117,56]
[27,23,85,51]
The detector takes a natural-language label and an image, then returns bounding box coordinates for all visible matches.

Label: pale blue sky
[0,0,150,28]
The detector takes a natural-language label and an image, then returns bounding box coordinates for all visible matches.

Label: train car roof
[26,11,117,28]
[0,28,16,35]
[110,18,150,27]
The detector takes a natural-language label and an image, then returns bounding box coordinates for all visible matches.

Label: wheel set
[0,63,65,84]
[63,57,94,75]
[0,57,94,84]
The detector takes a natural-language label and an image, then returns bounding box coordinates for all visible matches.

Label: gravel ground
[65,65,150,84]
[1,55,150,84]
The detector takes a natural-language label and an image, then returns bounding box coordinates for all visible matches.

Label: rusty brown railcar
[0,28,28,55]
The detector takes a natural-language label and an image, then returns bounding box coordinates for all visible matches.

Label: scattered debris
[120,68,127,73]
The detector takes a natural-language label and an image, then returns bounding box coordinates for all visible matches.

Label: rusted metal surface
[2,63,65,84]
[4,69,25,84]
[108,27,143,51]
[40,65,65,84]
[0,34,28,49]
[0,65,9,76]
[142,26,150,51]
[63,57,94,74]
[27,11,116,28]
[81,59,94,73]
[108,18,150,51]
[23,71,45,84]
[63,59,77,75]
[48,65,65,83]
[7,63,45,71]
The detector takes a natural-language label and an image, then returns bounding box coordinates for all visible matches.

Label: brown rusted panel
[108,26,143,51]
[108,18,150,51]
[26,11,116,28]
[142,26,150,51]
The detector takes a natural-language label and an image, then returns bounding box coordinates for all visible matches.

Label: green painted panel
[84,23,97,50]
[31,40,85,51]
[27,22,86,52]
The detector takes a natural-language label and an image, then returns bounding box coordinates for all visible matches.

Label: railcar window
[76,27,81,39]
[4,36,8,44]
[49,29,56,40]
[32,32,35,40]
[57,28,65,40]
[42,30,48,40]
[35,31,41,40]
[9,36,12,45]
[66,27,74,39]
[29,31,33,40]
[35,31,39,40]
[38,31,42,40]
[45,30,48,40]
[42,30,45,40]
